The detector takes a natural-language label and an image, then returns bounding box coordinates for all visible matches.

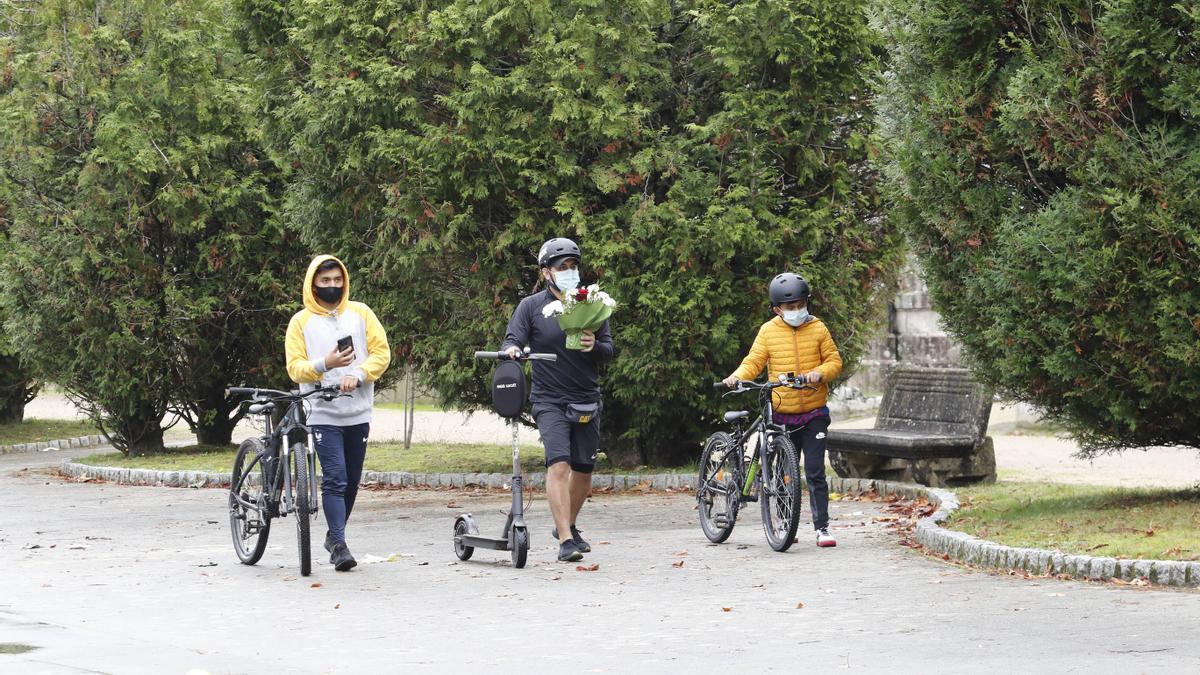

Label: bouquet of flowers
[541,284,617,350]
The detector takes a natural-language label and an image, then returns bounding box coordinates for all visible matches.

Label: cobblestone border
[1,434,106,456]
[892,479,1200,589]
[56,460,1199,587]
[58,459,698,493]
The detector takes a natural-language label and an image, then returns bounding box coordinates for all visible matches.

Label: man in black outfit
[502,237,615,562]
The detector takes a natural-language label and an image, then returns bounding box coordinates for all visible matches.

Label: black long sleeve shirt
[500,289,614,404]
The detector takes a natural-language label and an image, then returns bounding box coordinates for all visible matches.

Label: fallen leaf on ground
[721,607,732,612]
[672,560,685,568]
[334,603,341,609]
[283,576,296,581]
[675,550,688,556]
[795,602,805,609]
[311,583,322,588]
[575,564,600,572]
[446,501,457,508]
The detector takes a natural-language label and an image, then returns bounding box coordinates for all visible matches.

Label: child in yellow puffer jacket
[721,272,842,547]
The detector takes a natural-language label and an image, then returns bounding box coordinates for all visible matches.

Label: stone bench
[827,365,996,487]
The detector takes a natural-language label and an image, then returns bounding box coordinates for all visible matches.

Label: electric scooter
[453,347,555,568]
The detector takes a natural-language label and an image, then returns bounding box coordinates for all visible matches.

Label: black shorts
[532,402,601,473]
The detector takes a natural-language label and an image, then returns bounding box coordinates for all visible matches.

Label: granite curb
[56,460,1198,587]
[58,458,698,493]
[897,479,1200,589]
[1,434,106,456]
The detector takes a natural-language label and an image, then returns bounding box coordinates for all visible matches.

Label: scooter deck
[458,533,511,551]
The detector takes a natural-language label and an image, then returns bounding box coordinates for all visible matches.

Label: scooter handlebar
[474,350,557,362]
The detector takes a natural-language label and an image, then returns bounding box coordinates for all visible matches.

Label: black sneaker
[557,539,584,562]
[552,525,592,553]
[323,530,336,553]
[331,542,357,571]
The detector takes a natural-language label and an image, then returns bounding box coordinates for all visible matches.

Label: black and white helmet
[537,237,582,268]
[768,273,811,305]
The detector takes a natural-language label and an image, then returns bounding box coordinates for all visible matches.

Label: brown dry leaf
[598,541,611,545]
[575,564,600,572]
[283,576,297,581]
[675,550,688,556]
[1132,577,1151,587]
[334,603,341,609]
[446,501,458,509]
[311,583,323,588]
[721,607,732,612]
[672,560,685,568]
[795,602,805,609]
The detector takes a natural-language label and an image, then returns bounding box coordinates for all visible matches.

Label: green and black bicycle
[697,375,814,552]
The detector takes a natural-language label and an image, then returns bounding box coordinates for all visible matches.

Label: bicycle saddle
[723,410,750,423]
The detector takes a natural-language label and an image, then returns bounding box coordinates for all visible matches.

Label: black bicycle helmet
[537,237,582,268]
[768,272,811,305]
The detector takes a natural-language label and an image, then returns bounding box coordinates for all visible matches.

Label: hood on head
[303,254,350,315]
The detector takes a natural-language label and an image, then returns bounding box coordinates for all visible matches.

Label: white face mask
[552,269,580,293]
[782,308,809,327]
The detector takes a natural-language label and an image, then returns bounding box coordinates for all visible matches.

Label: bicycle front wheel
[697,432,740,543]
[760,432,801,552]
[230,438,272,565]
[292,443,312,576]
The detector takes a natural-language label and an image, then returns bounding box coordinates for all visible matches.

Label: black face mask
[315,285,343,304]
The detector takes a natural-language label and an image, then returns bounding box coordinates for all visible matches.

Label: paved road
[2,449,1198,673]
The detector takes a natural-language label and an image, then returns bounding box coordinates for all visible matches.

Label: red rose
[575,288,589,301]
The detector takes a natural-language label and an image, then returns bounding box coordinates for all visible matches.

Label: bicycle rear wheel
[760,433,801,552]
[697,432,740,543]
[292,443,312,576]
[230,438,272,565]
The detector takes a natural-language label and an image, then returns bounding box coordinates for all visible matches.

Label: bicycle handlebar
[227,385,344,400]
[713,377,817,393]
[474,350,557,362]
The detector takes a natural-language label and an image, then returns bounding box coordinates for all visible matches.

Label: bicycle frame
[725,387,789,500]
[229,386,332,520]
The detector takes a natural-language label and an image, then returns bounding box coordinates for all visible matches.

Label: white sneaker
[816,528,837,547]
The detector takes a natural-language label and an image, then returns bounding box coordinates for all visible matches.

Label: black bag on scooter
[491,359,527,420]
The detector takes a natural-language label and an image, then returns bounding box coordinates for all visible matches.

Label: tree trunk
[124,425,165,457]
[196,408,237,446]
[0,359,33,424]
[0,387,26,424]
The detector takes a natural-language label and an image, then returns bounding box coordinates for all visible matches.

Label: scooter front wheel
[454,515,477,561]
[511,526,528,568]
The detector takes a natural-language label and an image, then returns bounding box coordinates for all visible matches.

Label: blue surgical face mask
[782,308,809,327]
[552,269,580,293]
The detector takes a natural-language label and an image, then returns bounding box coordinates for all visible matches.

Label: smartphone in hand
[336,335,354,356]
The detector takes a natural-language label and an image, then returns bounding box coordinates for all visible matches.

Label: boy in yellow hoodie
[722,273,842,547]
[286,255,391,570]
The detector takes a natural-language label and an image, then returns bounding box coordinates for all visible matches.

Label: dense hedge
[0,0,301,453]
[239,0,902,464]
[880,1,1200,454]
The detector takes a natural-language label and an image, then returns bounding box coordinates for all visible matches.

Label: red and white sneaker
[816,528,837,547]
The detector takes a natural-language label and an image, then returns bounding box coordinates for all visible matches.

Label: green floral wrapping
[556,301,613,350]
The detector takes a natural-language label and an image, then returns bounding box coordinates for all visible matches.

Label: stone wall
[843,257,960,397]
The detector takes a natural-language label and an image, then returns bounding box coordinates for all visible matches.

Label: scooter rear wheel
[511,526,528,569]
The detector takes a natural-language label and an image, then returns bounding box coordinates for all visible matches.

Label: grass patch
[0,418,99,446]
[0,643,39,654]
[375,402,445,413]
[951,481,1200,561]
[76,442,695,475]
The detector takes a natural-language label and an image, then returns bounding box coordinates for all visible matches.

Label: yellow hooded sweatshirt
[285,255,391,426]
[730,315,843,414]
